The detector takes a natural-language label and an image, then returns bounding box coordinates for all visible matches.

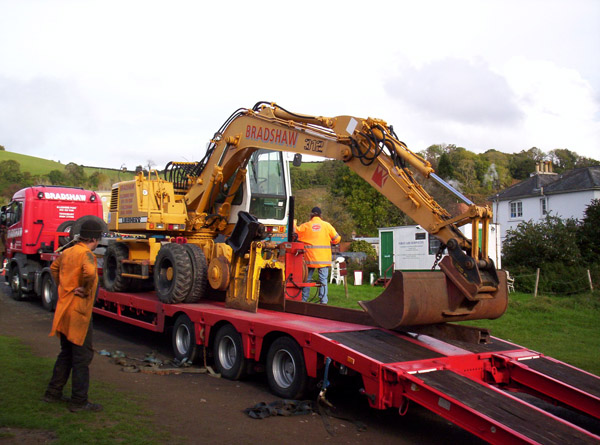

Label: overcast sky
[0,0,598,170]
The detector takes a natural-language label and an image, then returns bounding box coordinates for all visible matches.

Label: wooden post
[588,270,594,291]
[534,268,540,297]
[344,277,349,298]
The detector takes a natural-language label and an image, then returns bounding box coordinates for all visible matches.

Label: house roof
[491,166,600,201]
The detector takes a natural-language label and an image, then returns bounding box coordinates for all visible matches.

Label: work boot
[42,392,70,403]
[68,401,103,413]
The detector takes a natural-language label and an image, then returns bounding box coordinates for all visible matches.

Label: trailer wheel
[41,273,57,312]
[154,243,192,304]
[213,324,247,380]
[57,221,75,247]
[103,243,133,292]
[172,314,198,363]
[266,336,307,399]
[183,244,208,303]
[8,264,24,301]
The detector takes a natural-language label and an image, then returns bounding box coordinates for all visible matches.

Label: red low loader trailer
[1,185,104,310]
[94,282,600,444]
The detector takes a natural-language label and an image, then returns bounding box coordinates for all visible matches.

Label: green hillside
[0,150,133,183]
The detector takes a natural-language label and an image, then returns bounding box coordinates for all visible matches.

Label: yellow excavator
[105,102,508,330]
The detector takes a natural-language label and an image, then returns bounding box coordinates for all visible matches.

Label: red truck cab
[1,185,103,309]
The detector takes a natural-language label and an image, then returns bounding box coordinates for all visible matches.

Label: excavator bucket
[225,241,285,313]
[358,269,508,330]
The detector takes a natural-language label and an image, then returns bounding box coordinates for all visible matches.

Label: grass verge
[320,283,600,376]
[0,336,175,445]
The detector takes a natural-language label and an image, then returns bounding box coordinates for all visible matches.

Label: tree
[47,170,67,185]
[0,144,5,151]
[437,153,454,179]
[64,163,86,186]
[578,199,600,263]
[549,148,579,173]
[503,215,580,268]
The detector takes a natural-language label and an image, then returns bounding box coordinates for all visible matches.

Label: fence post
[534,268,540,297]
[588,270,594,291]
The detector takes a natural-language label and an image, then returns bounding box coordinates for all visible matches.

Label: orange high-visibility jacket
[49,242,98,346]
[295,216,341,268]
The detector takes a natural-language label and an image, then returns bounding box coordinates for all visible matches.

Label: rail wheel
[172,314,198,364]
[213,324,246,380]
[8,264,24,301]
[41,273,57,312]
[154,243,192,304]
[183,244,208,303]
[103,242,133,292]
[266,336,307,399]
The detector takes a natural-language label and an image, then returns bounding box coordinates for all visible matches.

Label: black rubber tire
[8,264,24,301]
[103,242,133,292]
[182,244,208,303]
[213,324,246,380]
[266,336,308,399]
[154,243,192,304]
[70,215,107,241]
[172,314,199,364]
[57,221,75,247]
[41,273,57,312]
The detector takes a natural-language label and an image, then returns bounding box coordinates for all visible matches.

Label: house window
[510,201,522,219]
[540,198,547,215]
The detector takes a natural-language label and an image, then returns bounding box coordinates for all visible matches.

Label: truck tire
[183,244,208,303]
[70,215,107,241]
[266,336,307,399]
[103,242,133,292]
[8,264,24,301]
[41,273,57,312]
[172,314,198,364]
[154,243,192,304]
[57,221,75,247]
[213,324,246,380]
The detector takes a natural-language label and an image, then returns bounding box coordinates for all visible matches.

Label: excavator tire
[182,244,208,303]
[103,243,133,292]
[154,243,192,304]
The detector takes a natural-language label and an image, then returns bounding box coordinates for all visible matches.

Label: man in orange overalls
[43,219,103,412]
[295,207,341,304]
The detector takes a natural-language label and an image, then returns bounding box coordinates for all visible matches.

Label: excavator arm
[179,102,507,328]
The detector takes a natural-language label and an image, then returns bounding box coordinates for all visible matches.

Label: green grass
[320,283,600,375]
[0,150,134,183]
[0,336,177,444]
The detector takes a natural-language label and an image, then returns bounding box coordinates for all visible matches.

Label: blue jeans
[302,267,329,304]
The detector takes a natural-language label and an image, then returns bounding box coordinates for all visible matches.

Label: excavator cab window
[248,150,287,220]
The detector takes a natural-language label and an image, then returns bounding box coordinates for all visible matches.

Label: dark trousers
[45,323,94,404]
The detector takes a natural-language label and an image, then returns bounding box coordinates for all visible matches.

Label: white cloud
[385,58,523,125]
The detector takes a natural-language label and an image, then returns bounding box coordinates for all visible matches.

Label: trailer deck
[94,288,600,444]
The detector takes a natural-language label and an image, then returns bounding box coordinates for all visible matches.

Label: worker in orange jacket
[43,219,104,412]
[295,207,341,304]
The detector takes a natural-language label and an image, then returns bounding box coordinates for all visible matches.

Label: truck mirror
[292,153,302,167]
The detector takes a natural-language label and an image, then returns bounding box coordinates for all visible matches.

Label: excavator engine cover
[359,270,508,329]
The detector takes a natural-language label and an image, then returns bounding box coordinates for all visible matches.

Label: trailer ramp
[406,370,598,444]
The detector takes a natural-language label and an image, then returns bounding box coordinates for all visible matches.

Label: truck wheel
[103,243,133,292]
[41,273,57,312]
[213,324,246,380]
[266,336,307,399]
[8,265,24,301]
[183,244,208,303]
[154,243,192,304]
[57,221,75,247]
[172,314,198,364]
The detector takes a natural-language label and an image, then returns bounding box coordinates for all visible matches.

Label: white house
[490,163,600,241]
